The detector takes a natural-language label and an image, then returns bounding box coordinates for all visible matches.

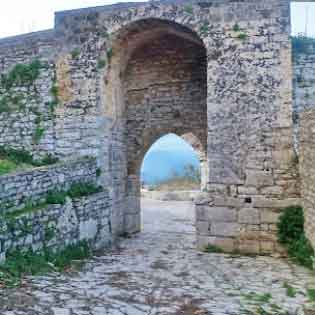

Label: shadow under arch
[103,17,206,122]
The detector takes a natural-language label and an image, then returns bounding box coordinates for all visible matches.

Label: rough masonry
[0,0,313,258]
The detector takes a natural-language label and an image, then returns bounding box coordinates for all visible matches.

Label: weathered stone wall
[194,1,300,254]
[0,191,112,262]
[0,0,302,254]
[0,158,98,213]
[0,31,57,158]
[300,111,315,249]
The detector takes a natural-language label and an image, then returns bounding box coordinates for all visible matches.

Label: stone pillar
[195,10,300,254]
[124,174,141,234]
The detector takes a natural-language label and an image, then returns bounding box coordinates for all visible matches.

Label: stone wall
[0,0,303,255]
[0,191,112,262]
[0,158,98,213]
[300,111,315,249]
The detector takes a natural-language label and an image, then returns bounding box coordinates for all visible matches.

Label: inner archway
[140,133,202,235]
[107,18,207,234]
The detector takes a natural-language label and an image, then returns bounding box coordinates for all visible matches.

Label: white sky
[0,1,314,39]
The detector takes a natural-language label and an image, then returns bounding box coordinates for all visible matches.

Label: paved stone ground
[0,199,313,315]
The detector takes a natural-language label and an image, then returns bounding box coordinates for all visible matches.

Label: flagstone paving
[0,199,313,315]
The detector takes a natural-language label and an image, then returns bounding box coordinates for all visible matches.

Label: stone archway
[105,18,207,234]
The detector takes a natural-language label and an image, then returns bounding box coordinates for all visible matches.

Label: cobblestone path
[0,199,313,315]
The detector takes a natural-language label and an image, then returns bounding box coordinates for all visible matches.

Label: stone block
[239,240,260,254]
[238,208,260,224]
[245,170,274,188]
[207,237,236,253]
[260,210,280,224]
[79,219,98,241]
[210,222,240,237]
[195,221,210,236]
[260,241,275,254]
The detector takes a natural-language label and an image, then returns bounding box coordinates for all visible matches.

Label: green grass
[243,292,272,303]
[97,59,106,69]
[237,32,248,40]
[0,146,58,176]
[0,241,91,288]
[0,159,19,175]
[283,282,297,298]
[203,244,224,253]
[307,288,315,302]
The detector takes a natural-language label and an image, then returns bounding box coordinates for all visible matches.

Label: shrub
[0,159,18,175]
[277,206,304,244]
[71,48,80,59]
[277,206,314,269]
[46,190,68,205]
[1,59,43,90]
[68,182,103,199]
[233,23,240,32]
[0,146,59,173]
[237,32,248,40]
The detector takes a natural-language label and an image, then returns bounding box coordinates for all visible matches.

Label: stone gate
[0,0,310,259]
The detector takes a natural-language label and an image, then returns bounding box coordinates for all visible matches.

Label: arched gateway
[0,0,300,256]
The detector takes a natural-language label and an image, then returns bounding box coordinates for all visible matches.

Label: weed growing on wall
[0,146,59,175]
[277,206,314,269]
[0,59,44,90]
[0,241,91,288]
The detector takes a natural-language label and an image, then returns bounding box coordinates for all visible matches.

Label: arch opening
[105,18,207,235]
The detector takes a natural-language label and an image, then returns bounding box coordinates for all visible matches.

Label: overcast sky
[0,1,314,39]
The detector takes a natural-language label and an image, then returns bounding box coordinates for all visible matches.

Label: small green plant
[237,32,248,40]
[233,23,240,32]
[277,206,314,269]
[33,125,45,144]
[307,288,315,302]
[46,182,102,205]
[71,48,80,59]
[44,226,56,242]
[184,5,193,14]
[0,159,18,175]
[46,189,68,205]
[6,200,48,219]
[283,282,297,298]
[203,244,223,253]
[107,49,113,62]
[96,168,102,177]
[35,154,59,166]
[277,206,304,244]
[68,182,103,199]
[50,85,59,100]
[97,59,106,69]
[199,23,209,36]
[243,292,272,303]
[0,146,59,175]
